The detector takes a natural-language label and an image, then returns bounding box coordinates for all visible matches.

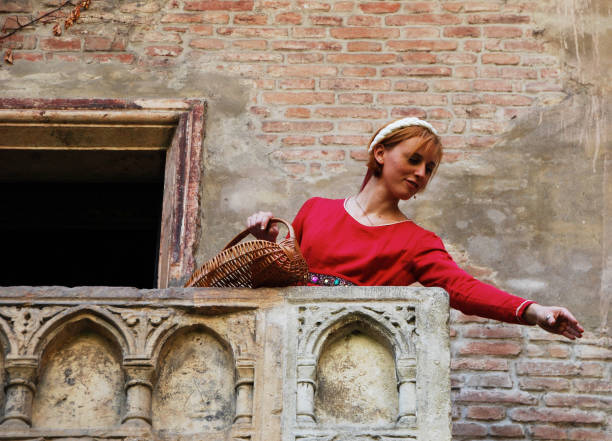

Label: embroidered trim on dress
[309,272,356,286]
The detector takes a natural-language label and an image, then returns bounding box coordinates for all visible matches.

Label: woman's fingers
[538,307,584,340]
[246,211,279,241]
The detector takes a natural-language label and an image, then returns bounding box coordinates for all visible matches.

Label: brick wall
[1,1,610,440]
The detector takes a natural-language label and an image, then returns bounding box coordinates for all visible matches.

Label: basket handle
[223,218,296,250]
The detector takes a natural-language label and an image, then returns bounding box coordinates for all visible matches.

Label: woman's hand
[246,211,279,242]
[523,303,584,340]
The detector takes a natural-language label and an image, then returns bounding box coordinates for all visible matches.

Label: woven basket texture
[185,219,308,288]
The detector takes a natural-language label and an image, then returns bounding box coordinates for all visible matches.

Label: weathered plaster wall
[1,0,611,439]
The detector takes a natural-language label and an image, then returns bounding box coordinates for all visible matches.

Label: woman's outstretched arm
[522,303,584,340]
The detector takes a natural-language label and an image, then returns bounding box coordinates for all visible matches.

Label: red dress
[292,197,534,325]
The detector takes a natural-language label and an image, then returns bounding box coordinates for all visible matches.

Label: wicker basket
[185,218,308,288]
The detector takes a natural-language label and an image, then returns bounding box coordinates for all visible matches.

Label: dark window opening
[0,149,166,288]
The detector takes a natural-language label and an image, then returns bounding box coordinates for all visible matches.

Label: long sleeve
[411,232,534,324]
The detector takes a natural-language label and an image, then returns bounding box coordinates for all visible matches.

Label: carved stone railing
[0,286,450,441]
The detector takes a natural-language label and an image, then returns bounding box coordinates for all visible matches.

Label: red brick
[544,393,612,409]
[403,27,439,38]
[342,67,377,76]
[394,80,428,91]
[463,325,523,338]
[262,121,333,132]
[217,27,287,37]
[467,405,505,420]
[347,15,381,26]
[455,390,536,405]
[272,149,345,161]
[459,340,521,355]
[399,52,437,64]
[310,15,343,26]
[279,78,315,89]
[386,14,461,26]
[250,106,270,117]
[45,53,80,62]
[84,36,113,52]
[320,135,370,145]
[482,94,533,106]
[490,424,525,438]
[284,107,311,118]
[282,163,306,176]
[453,105,496,118]
[263,92,334,105]
[434,80,472,92]
[378,94,447,106]
[464,40,483,52]
[466,135,497,148]
[548,344,571,358]
[0,34,36,50]
[259,0,291,9]
[541,68,560,78]
[40,37,81,51]
[391,107,427,118]
[359,2,400,13]
[85,53,136,64]
[293,27,326,38]
[232,39,265,49]
[191,38,225,49]
[185,0,254,11]
[347,41,381,52]
[333,1,354,11]
[517,361,585,376]
[11,52,43,62]
[519,377,570,391]
[467,14,530,24]
[0,0,31,12]
[296,0,331,11]
[339,93,373,104]
[338,121,372,132]
[327,53,396,64]
[456,66,478,78]
[271,40,341,51]
[437,53,478,64]
[402,2,434,13]
[444,26,481,38]
[504,39,544,52]
[532,425,567,439]
[268,65,338,77]
[281,136,315,146]
[452,358,509,371]
[510,407,605,424]
[330,27,399,39]
[287,53,323,63]
[428,108,453,119]
[145,45,183,56]
[1,15,29,31]
[576,345,612,359]
[573,379,612,393]
[452,422,487,437]
[482,53,520,65]
[276,12,302,24]
[484,26,523,38]
[387,40,457,51]
[234,13,267,24]
[568,429,609,441]
[450,120,466,133]
[382,66,451,77]
[465,373,513,388]
[350,149,369,161]
[314,106,387,119]
[524,81,563,93]
[161,13,204,23]
[474,79,513,91]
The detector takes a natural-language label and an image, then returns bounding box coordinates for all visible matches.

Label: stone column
[0,358,38,428]
[296,358,316,425]
[122,363,155,428]
[234,359,254,425]
[396,357,417,426]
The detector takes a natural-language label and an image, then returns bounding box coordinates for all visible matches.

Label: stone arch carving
[151,324,237,434]
[32,317,125,430]
[30,306,133,359]
[0,318,13,356]
[296,306,417,427]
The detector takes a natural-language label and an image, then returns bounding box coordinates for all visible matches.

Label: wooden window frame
[0,98,206,288]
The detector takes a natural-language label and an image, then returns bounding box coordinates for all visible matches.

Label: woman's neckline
[342,197,412,227]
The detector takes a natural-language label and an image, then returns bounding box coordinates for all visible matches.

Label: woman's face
[374,136,439,200]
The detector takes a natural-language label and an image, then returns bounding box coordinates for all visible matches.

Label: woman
[247,118,583,340]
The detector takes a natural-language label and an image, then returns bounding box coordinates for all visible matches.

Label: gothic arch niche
[314,320,399,426]
[0,334,7,418]
[31,319,125,429]
[152,326,236,435]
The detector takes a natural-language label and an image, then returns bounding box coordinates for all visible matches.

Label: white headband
[368,117,438,152]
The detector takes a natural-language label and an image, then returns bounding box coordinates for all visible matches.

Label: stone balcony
[0,286,450,441]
